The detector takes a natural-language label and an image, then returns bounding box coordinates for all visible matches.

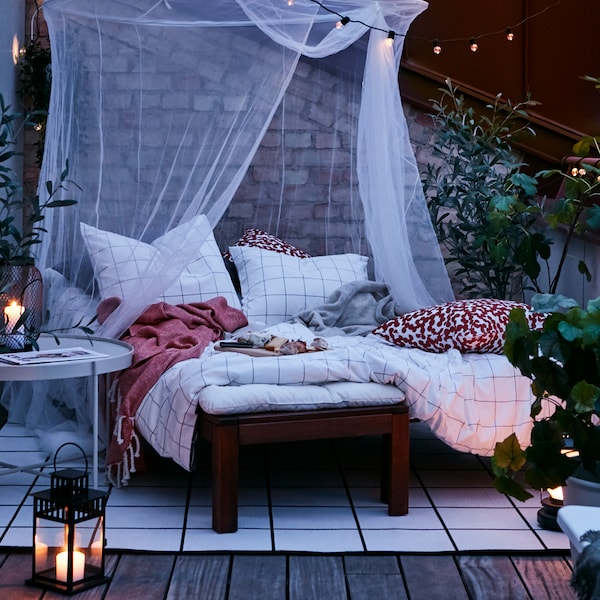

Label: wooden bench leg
[212,421,239,533]
[385,409,409,516]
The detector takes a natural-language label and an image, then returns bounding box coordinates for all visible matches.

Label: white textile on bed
[134,323,537,471]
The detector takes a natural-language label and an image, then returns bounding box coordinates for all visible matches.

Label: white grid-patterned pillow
[81,216,241,309]
[230,245,368,325]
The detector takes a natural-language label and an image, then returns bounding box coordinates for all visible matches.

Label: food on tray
[219,333,329,354]
[310,337,328,350]
[264,336,288,352]
[279,340,307,355]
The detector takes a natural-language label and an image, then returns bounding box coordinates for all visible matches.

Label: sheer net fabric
[3,0,453,452]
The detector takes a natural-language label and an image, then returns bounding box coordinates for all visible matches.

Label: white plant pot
[559,474,600,564]
[563,474,600,507]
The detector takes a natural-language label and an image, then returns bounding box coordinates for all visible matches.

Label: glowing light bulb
[578,168,587,176]
[335,16,350,30]
[470,38,478,52]
[571,167,579,176]
[433,40,442,55]
[287,0,294,5]
[385,31,396,47]
[506,28,514,41]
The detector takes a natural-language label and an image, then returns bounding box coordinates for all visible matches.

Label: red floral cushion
[372,299,546,354]
[223,228,311,262]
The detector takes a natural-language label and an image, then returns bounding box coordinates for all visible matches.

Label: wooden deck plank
[289,555,346,600]
[0,551,42,600]
[511,555,575,600]
[104,553,175,600]
[167,554,230,600]
[457,555,529,600]
[401,555,468,600]
[229,555,286,599]
[0,549,577,598]
[345,555,408,599]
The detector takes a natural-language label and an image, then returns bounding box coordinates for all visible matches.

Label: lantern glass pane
[33,516,105,586]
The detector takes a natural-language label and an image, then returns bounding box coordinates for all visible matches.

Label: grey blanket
[293,280,401,336]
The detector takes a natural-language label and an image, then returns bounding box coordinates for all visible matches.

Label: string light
[287,0,563,56]
[425,0,563,55]
[294,1,400,41]
[335,16,350,29]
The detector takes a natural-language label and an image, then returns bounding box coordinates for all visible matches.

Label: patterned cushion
[230,245,369,325]
[223,228,311,262]
[81,215,241,309]
[372,299,545,354]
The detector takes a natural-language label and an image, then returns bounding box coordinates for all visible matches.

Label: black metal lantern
[27,443,109,595]
[538,487,564,531]
[0,262,43,351]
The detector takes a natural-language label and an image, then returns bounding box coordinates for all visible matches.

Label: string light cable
[293,0,564,54]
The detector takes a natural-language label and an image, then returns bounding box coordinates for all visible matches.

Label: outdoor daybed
[70,221,542,532]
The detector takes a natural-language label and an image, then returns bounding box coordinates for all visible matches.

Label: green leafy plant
[536,159,600,293]
[424,79,600,301]
[492,298,600,501]
[17,39,52,167]
[423,79,551,300]
[0,93,77,265]
[533,74,600,294]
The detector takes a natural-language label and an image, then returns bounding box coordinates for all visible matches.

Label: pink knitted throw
[106,297,247,485]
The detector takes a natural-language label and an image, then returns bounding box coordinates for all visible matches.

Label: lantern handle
[53,442,89,473]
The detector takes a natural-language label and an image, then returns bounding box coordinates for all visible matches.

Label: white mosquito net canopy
[5,0,453,452]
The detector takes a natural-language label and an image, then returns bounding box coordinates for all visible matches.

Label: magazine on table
[0,347,109,365]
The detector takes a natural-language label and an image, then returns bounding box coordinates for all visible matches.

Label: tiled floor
[0,420,569,554]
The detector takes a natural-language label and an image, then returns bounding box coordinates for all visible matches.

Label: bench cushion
[197,381,405,415]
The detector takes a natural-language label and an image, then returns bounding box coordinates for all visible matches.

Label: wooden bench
[197,403,409,533]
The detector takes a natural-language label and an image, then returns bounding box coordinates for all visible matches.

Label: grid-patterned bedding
[134,323,538,472]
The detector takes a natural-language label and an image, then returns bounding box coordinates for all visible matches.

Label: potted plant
[423,78,600,302]
[492,296,600,503]
[0,92,77,350]
[422,78,552,301]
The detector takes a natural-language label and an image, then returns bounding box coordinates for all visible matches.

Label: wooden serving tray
[215,344,279,357]
[215,343,325,357]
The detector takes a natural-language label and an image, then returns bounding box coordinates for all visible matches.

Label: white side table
[0,334,133,488]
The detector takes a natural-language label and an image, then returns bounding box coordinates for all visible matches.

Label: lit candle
[4,301,24,333]
[34,536,48,565]
[56,550,86,582]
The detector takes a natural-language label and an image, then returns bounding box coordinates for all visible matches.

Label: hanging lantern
[0,261,43,352]
[27,443,109,595]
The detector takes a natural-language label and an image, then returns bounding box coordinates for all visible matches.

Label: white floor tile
[274,528,363,552]
[107,528,183,551]
[437,507,530,529]
[184,528,273,551]
[105,505,185,529]
[427,486,514,508]
[450,529,545,551]
[272,506,356,529]
[107,486,188,506]
[362,528,455,552]
[270,486,350,507]
[356,506,444,530]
